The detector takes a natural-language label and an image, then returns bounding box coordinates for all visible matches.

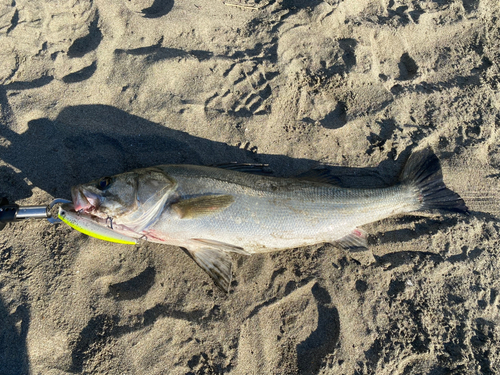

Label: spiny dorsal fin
[185,247,233,292]
[295,168,341,186]
[171,195,235,219]
[213,163,272,174]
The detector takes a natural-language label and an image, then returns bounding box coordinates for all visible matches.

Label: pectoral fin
[336,228,368,252]
[172,195,235,219]
[185,247,233,292]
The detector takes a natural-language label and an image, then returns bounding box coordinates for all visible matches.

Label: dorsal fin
[295,168,341,185]
[213,163,272,175]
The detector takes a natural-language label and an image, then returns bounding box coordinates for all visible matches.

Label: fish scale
[160,174,414,238]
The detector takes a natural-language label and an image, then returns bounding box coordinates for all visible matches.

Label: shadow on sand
[0,298,29,375]
[0,104,470,373]
[0,104,403,201]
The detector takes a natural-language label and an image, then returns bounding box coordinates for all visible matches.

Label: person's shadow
[0,104,396,201]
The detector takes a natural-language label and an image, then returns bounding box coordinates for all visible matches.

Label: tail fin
[400,148,468,214]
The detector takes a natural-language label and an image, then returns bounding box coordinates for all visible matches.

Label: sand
[1,0,499,374]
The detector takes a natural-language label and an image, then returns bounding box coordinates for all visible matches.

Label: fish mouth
[71,186,101,214]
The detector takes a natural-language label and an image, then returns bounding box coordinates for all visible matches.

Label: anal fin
[185,247,233,292]
[192,238,250,256]
[336,228,368,252]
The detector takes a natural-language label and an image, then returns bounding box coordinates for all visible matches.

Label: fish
[69,148,468,291]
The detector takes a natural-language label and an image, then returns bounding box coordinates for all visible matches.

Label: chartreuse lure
[58,205,137,245]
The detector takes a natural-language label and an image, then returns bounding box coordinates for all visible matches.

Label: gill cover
[73,167,177,231]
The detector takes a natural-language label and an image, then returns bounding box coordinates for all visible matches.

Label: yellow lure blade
[58,207,136,245]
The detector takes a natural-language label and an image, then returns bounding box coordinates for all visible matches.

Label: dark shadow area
[62,61,97,83]
[387,279,406,298]
[0,166,32,202]
[115,44,213,63]
[409,7,425,23]
[0,104,413,202]
[6,9,18,35]
[319,101,347,129]
[471,318,495,374]
[446,244,484,263]
[141,0,174,18]
[281,0,323,9]
[228,39,279,65]
[297,283,339,375]
[355,279,368,293]
[375,216,460,247]
[338,38,357,72]
[107,266,156,301]
[376,6,412,27]
[70,314,118,373]
[375,251,444,271]
[2,76,54,91]
[398,52,419,81]
[366,119,398,155]
[462,0,479,13]
[67,11,102,58]
[306,39,358,82]
[0,299,30,375]
[390,57,490,96]
[115,37,279,65]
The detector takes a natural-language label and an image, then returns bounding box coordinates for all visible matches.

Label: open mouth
[71,186,101,214]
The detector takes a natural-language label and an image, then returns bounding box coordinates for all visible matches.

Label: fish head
[71,167,176,224]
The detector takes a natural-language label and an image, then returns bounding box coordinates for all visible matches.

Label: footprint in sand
[236,281,340,375]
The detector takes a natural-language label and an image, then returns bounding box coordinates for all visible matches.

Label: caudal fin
[400,148,468,214]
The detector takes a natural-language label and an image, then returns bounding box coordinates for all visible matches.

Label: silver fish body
[143,165,419,251]
[71,149,467,290]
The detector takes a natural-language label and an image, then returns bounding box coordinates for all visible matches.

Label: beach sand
[1,0,499,373]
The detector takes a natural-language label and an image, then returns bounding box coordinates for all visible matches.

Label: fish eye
[97,177,112,190]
